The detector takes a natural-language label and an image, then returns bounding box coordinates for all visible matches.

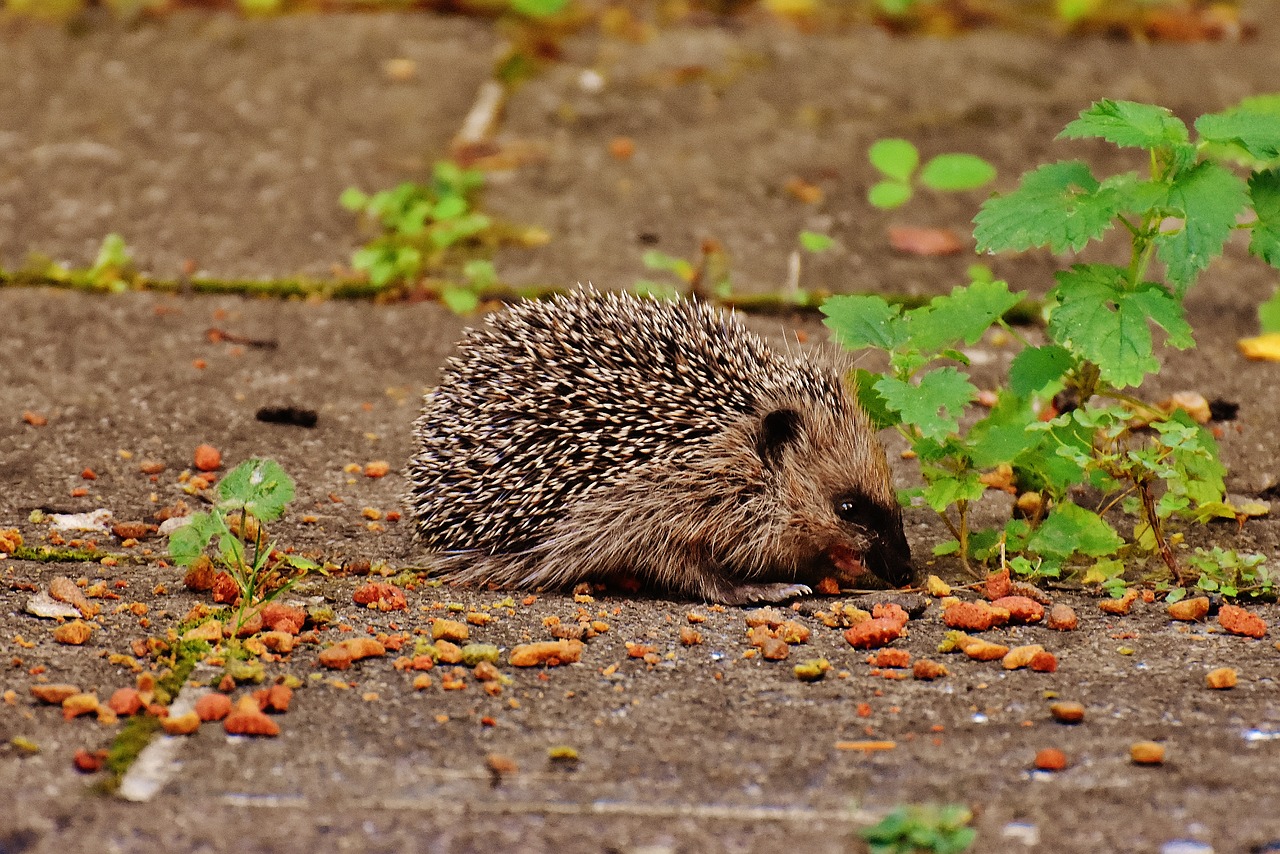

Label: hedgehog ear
[757,408,803,466]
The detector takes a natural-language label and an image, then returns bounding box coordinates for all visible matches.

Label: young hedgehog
[406,289,915,605]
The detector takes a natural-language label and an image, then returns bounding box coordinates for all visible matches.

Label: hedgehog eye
[835,494,870,526]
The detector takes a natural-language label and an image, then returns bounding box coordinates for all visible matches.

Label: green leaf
[974,161,1119,254]
[1059,99,1190,150]
[167,512,225,567]
[907,279,1023,352]
[1259,290,1280,333]
[339,187,368,212]
[966,395,1043,468]
[919,154,996,191]
[921,473,987,513]
[432,194,468,221]
[1126,282,1193,349]
[441,285,480,315]
[851,368,898,430]
[1248,169,1280,268]
[868,138,919,182]
[1047,264,1172,389]
[875,368,977,441]
[1155,160,1249,293]
[510,0,569,18]
[821,295,908,351]
[1009,345,1073,398]
[1027,501,1124,559]
[1195,107,1280,162]
[217,459,295,522]
[799,231,835,253]
[868,180,913,209]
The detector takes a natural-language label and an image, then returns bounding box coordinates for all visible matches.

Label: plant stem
[1137,479,1183,585]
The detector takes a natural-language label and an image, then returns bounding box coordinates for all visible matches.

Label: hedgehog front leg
[696,577,813,606]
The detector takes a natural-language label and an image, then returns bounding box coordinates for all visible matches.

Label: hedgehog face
[755,396,915,590]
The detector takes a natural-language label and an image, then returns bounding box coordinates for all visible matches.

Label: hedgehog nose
[869,529,915,588]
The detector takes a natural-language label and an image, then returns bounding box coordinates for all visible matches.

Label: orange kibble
[1130,740,1165,765]
[1167,596,1210,622]
[107,687,144,716]
[161,711,201,735]
[1205,667,1237,689]
[224,695,280,737]
[1034,747,1068,771]
[608,136,635,160]
[1046,604,1079,631]
[1049,701,1085,724]
[30,684,80,705]
[195,692,232,722]
[363,460,391,478]
[193,444,222,472]
[1099,589,1138,616]
[1218,604,1267,639]
[81,468,97,480]
[22,411,48,427]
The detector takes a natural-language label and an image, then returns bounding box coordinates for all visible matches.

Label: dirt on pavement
[2,8,1279,854]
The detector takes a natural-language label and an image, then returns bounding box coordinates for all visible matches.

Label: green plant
[87,233,136,292]
[867,139,996,209]
[826,97,1280,595]
[859,803,976,854]
[168,459,317,635]
[341,161,491,292]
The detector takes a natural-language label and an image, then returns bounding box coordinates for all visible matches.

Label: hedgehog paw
[719,582,813,605]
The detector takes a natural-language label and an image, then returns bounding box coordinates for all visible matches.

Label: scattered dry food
[260,603,306,635]
[815,576,842,595]
[107,688,143,716]
[30,684,80,705]
[834,740,897,752]
[318,637,386,670]
[686,611,706,624]
[111,521,154,540]
[991,596,1044,625]
[22,410,47,427]
[794,658,831,682]
[548,745,579,763]
[461,643,501,666]
[779,620,811,644]
[871,649,911,669]
[1029,651,1058,672]
[984,567,1012,600]
[1034,748,1068,771]
[0,528,22,553]
[1049,701,1085,724]
[943,632,1010,661]
[744,607,786,628]
[871,602,910,629]
[258,631,297,654]
[925,575,952,597]
[211,572,239,604]
[1167,596,1210,622]
[53,620,95,645]
[73,749,104,773]
[139,460,165,475]
[1218,604,1267,639]
[1205,667,1238,689]
[759,637,790,660]
[412,674,432,690]
[195,693,232,722]
[843,618,902,649]
[887,225,964,256]
[1046,604,1079,631]
[942,600,1009,631]
[182,620,223,643]
[912,659,948,681]
[49,576,99,618]
[224,695,280,737]
[161,711,201,735]
[255,684,293,713]
[466,612,493,626]
[509,639,584,667]
[1099,589,1139,616]
[1002,644,1045,670]
[431,619,470,642]
[679,626,702,646]
[434,640,463,664]
[485,753,518,777]
[473,661,501,682]
[1130,741,1165,765]
[608,136,635,160]
[61,693,99,720]
[193,444,222,472]
[353,582,408,612]
[1160,391,1211,424]
[182,556,216,592]
[363,460,391,478]
[25,593,80,620]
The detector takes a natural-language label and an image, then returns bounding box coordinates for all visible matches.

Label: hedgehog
[405,289,914,605]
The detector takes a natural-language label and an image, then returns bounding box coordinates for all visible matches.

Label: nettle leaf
[821,295,908,350]
[919,154,996,191]
[1258,290,1280,334]
[868,138,919,182]
[1048,265,1158,388]
[1248,169,1280,268]
[907,279,1024,352]
[1026,501,1124,559]
[1009,344,1073,398]
[966,395,1043,469]
[921,472,987,513]
[218,458,295,522]
[1126,282,1193,349]
[1156,161,1249,294]
[1195,107,1280,162]
[875,368,977,442]
[1059,99,1190,151]
[851,368,898,431]
[974,161,1119,254]
[167,512,226,568]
